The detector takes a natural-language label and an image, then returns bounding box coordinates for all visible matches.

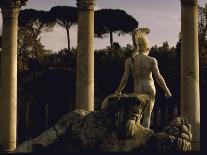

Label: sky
[0,0,206,52]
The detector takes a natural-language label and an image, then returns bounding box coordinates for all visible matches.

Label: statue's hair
[132,28,141,50]
[132,28,150,52]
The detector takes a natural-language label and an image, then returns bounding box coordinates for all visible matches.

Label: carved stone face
[113,97,146,138]
[123,103,142,138]
[101,94,150,138]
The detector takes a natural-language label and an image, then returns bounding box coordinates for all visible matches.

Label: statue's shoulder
[146,56,157,63]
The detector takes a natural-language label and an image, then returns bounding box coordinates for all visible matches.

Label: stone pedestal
[0,0,26,152]
[76,0,95,111]
[180,0,200,151]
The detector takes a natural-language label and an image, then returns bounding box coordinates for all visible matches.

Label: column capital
[0,0,28,18]
[76,0,96,10]
[181,0,198,6]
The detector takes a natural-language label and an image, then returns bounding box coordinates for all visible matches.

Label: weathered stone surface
[15,94,153,152]
[15,94,192,152]
[180,0,200,150]
[152,117,192,152]
[76,0,95,111]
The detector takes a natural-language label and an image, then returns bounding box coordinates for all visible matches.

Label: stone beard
[113,99,143,138]
[125,119,136,138]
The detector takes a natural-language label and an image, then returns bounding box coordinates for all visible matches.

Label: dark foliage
[95,9,138,47]
[49,6,78,51]
[19,9,55,31]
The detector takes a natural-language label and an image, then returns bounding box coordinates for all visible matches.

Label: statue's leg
[141,99,155,129]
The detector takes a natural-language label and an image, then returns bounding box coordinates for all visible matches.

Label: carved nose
[129,113,139,120]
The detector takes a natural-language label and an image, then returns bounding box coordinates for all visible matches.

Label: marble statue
[15,94,192,152]
[115,28,172,128]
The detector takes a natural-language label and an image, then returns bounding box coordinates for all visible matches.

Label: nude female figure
[115,28,172,129]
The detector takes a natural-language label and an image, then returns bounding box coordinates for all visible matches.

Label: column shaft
[181,0,200,151]
[0,7,19,152]
[76,0,95,111]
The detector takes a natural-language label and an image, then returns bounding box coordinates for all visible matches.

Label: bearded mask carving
[102,93,150,138]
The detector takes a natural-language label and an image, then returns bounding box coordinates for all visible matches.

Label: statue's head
[101,94,150,138]
[132,28,150,55]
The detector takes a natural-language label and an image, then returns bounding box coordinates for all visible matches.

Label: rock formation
[15,94,192,152]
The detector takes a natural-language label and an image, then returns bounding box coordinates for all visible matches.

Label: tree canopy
[18,9,55,70]
[19,9,55,39]
[49,6,78,51]
[95,9,138,47]
[198,5,207,50]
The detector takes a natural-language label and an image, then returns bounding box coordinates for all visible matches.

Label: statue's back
[130,54,156,98]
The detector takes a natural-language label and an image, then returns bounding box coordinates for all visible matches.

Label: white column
[76,0,95,111]
[0,0,25,152]
[180,0,200,151]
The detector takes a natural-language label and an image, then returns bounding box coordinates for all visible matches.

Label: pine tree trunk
[66,28,70,52]
[110,31,113,48]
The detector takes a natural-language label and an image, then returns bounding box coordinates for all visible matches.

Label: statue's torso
[128,54,156,98]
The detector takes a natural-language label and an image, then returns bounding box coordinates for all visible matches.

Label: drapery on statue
[15,94,192,152]
[115,28,172,128]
